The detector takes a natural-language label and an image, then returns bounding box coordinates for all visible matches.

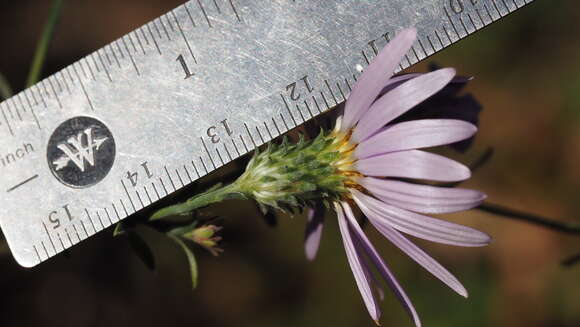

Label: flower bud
[185,225,223,256]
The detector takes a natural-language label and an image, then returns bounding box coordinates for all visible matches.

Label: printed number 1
[176,54,195,79]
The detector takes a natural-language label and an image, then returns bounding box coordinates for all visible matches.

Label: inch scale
[0,0,534,267]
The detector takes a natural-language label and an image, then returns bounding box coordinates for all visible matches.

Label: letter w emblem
[53,128,108,172]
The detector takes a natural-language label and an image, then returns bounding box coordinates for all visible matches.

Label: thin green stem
[0,72,13,100]
[150,183,244,221]
[26,0,65,87]
[477,202,580,235]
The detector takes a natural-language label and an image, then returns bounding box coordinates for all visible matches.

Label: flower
[151,27,489,327]
[302,28,490,326]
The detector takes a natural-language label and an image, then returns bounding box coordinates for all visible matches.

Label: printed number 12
[176,54,195,79]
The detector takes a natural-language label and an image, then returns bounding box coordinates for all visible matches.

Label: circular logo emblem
[47,116,115,188]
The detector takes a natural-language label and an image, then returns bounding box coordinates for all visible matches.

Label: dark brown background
[1,1,579,327]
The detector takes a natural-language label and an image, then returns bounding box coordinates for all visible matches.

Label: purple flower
[304,28,490,326]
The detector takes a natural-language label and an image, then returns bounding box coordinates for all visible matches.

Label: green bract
[150,130,352,221]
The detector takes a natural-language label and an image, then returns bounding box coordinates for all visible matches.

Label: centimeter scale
[0,0,535,267]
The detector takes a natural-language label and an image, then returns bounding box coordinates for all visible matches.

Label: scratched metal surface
[0,0,534,267]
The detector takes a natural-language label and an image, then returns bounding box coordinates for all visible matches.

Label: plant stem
[477,202,580,235]
[562,252,580,267]
[0,72,13,100]
[150,183,244,221]
[26,0,65,87]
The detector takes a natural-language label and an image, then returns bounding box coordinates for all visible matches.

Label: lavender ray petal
[360,177,486,214]
[378,74,471,98]
[351,68,457,143]
[355,149,471,182]
[342,203,422,327]
[351,190,491,247]
[335,202,380,322]
[341,28,417,131]
[304,204,325,261]
[355,119,477,159]
[363,209,469,297]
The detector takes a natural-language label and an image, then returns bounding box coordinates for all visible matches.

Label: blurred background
[0,1,579,326]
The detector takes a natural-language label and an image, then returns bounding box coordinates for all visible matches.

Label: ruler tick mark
[135,189,145,208]
[122,37,141,76]
[143,185,153,203]
[57,233,66,250]
[85,209,98,231]
[324,80,338,105]
[223,143,233,161]
[279,112,290,131]
[112,202,121,220]
[200,138,217,168]
[320,91,330,109]
[263,121,273,139]
[164,14,175,33]
[199,156,209,174]
[8,99,22,121]
[1,107,14,136]
[80,219,89,237]
[184,3,198,27]
[183,164,193,183]
[146,24,162,54]
[104,207,115,224]
[304,100,314,118]
[42,222,57,253]
[197,0,213,27]
[255,125,265,144]
[280,94,297,127]
[244,123,258,148]
[72,65,95,111]
[336,82,347,102]
[175,168,186,187]
[172,11,198,64]
[212,0,221,13]
[229,0,241,22]
[151,181,161,200]
[111,44,122,68]
[159,18,172,40]
[121,179,137,212]
[139,27,150,45]
[33,245,42,262]
[159,174,171,194]
[271,117,281,135]
[119,198,130,216]
[7,175,39,193]
[134,32,147,55]
[47,77,62,108]
[41,241,49,258]
[128,34,138,53]
[215,148,225,166]
[191,160,201,178]
[64,227,75,247]
[97,51,113,82]
[71,224,81,241]
[230,139,241,156]
[64,228,74,246]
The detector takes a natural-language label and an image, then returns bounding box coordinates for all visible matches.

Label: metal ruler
[0,0,534,267]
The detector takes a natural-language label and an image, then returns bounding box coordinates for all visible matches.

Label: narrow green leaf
[171,236,198,289]
[0,72,13,100]
[128,231,155,271]
[26,0,65,87]
[112,222,126,237]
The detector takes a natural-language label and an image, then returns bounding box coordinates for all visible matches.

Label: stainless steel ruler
[0,0,534,267]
